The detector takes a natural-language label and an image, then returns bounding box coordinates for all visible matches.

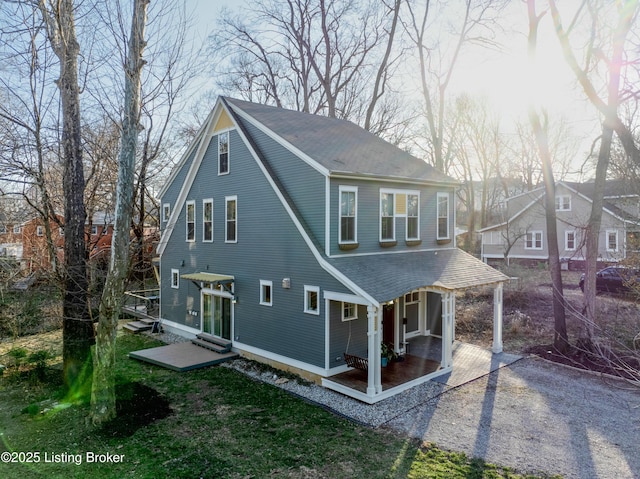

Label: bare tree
[548,0,639,339]
[92,0,149,425]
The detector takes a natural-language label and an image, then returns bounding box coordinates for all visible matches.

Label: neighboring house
[157,97,508,403]
[0,212,24,258]
[479,180,640,267]
[18,214,65,272]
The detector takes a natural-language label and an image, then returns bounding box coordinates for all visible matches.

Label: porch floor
[329,337,522,394]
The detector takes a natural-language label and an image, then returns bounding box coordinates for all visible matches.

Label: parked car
[579,266,639,294]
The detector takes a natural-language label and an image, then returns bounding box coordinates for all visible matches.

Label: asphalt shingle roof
[328,249,509,304]
[225,97,455,184]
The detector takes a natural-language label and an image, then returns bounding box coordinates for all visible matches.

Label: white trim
[330,172,458,188]
[436,192,450,240]
[171,268,180,289]
[218,130,230,175]
[555,194,571,211]
[325,177,331,257]
[323,291,371,306]
[406,191,420,241]
[304,285,320,315]
[162,203,170,223]
[202,198,213,242]
[185,200,195,242]
[606,229,618,252]
[379,189,395,242]
[341,302,357,321]
[564,230,576,251]
[329,245,457,259]
[524,230,543,250]
[156,318,200,338]
[259,280,273,306]
[338,185,358,245]
[233,340,329,377]
[225,195,237,243]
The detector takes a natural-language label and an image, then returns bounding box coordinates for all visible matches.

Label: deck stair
[123,316,159,333]
[191,333,232,355]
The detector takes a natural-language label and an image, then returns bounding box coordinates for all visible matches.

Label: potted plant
[380,342,396,367]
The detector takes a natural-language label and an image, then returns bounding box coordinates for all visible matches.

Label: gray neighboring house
[157,96,508,403]
[480,180,640,267]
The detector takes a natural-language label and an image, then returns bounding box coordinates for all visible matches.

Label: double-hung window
[218,131,229,175]
[380,192,395,241]
[186,200,195,242]
[162,203,171,223]
[225,196,237,243]
[437,192,449,240]
[606,230,618,252]
[37,226,44,236]
[555,195,571,211]
[525,231,543,250]
[565,230,576,251]
[339,186,357,244]
[203,199,213,242]
[407,193,420,240]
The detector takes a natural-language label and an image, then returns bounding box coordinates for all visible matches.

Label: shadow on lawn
[99,381,172,438]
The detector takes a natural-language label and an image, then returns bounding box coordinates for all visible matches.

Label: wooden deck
[129,342,238,372]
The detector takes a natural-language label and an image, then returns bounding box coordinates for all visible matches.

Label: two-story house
[156,97,508,403]
[479,180,640,268]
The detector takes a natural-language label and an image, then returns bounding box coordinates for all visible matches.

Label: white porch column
[366,305,379,396]
[440,291,454,369]
[492,283,504,353]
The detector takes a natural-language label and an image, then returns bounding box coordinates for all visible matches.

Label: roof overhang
[180,272,235,292]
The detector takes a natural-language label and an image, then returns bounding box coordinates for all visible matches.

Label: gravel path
[149,332,640,478]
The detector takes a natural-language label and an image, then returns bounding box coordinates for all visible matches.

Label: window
[171,269,179,289]
[437,192,449,240]
[555,195,571,211]
[225,196,237,243]
[304,285,319,315]
[13,225,21,234]
[525,231,543,250]
[162,203,171,222]
[405,291,420,304]
[260,280,273,306]
[37,226,44,236]
[218,131,229,175]
[565,230,576,251]
[607,230,618,252]
[203,199,213,242]
[342,302,357,321]
[59,227,64,236]
[91,225,98,235]
[186,200,195,242]
[380,192,395,241]
[0,224,6,234]
[407,193,419,240]
[339,186,357,244]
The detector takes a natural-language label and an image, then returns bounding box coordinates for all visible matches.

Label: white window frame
[565,230,576,251]
[13,225,21,234]
[91,225,98,235]
[380,190,395,242]
[304,285,320,315]
[259,280,273,306]
[218,131,229,175]
[606,230,618,252]
[342,302,357,321]
[339,186,358,245]
[37,225,44,236]
[0,224,6,234]
[186,200,195,242]
[203,198,213,243]
[437,192,450,240]
[525,231,543,250]
[162,203,171,222]
[171,269,180,289]
[406,192,420,241]
[225,196,237,243]
[555,195,571,211]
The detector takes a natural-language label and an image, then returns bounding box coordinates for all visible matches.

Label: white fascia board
[478,222,508,233]
[560,181,627,223]
[233,341,329,377]
[157,100,230,257]
[231,114,379,308]
[323,290,371,306]
[504,186,545,203]
[227,103,330,177]
[330,172,458,188]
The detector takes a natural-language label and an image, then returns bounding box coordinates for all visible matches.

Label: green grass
[0,333,560,479]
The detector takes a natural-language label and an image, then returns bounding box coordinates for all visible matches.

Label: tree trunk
[91,0,149,425]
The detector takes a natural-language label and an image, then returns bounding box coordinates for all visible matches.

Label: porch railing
[124,288,160,318]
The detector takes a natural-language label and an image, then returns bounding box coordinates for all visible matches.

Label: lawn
[0,332,555,479]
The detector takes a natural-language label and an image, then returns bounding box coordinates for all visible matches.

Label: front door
[202,293,231,340]
[382,303,395,345]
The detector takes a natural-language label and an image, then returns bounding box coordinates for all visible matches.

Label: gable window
[380,192,395,241]
[565,230,576,251]
[225,196,237,243]
[525,231,543,250]
[218,131,229,175]
[342,302,357,321]
[37,226,44,236]
[606,230,618,252]
[260,280,273,306]
[304,285,320,315]
[407,193,420,240]
[555,195,571,211]
[339,186,357,244]
[437,192,450,240]
[162,203,171,222]
[186,200,195,242]
[203,199,213,242]
[171,269,180,289]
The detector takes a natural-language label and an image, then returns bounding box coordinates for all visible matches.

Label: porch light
[232,296,238,304]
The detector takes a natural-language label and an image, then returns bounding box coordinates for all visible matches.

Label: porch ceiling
[328,248,509,304]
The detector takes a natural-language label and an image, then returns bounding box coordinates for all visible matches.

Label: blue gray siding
[328,301,368,368]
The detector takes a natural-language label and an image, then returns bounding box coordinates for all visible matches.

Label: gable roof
[224,97,455,185]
